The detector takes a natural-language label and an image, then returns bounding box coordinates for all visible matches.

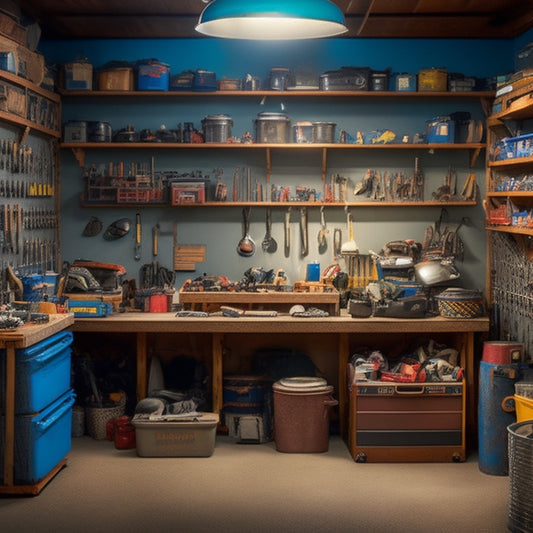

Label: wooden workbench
[70,311,489,447]
[0,313,74,494]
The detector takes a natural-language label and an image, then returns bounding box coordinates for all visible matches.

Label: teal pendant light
[196,0,348,40]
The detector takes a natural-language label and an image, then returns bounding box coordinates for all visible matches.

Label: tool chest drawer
[348,381,465,463]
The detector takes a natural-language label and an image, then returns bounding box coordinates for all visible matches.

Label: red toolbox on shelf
[348,380,465,463]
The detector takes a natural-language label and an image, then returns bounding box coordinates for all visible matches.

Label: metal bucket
[254,112,290,143]
[202,114,233,143]
[508,421,533,532]
[312,121,336,143]
[272,377,338,453]
[478,361,521,475]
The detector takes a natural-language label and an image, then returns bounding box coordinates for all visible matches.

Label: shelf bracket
[265,148,271,183]
[18,126,30,145]
[321,148,327,183]
[71,148,85,167]
[469,147,481,167]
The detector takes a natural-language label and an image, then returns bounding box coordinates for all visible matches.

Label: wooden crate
[179,289,339,315]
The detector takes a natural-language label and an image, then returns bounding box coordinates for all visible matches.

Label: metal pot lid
[202,114,233,122]
[255,112,290,121]
[273,376,330,392]
[312,121,337,126]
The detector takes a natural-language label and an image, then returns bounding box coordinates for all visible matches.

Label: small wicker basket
[85,394,126,440]
[435,288,485,318]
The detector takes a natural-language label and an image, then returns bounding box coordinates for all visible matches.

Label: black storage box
[319,67,371,91]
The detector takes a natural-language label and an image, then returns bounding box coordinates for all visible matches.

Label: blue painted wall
[36,36,518,293]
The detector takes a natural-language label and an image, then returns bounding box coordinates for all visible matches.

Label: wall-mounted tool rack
[0,70,61,305]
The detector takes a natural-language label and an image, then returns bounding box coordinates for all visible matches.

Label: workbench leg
[136,332,148,402]
[338,333,350,440]
[212,333,223,414]
[3,343,15,486]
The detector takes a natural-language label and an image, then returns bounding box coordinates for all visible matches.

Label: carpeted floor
[0,435,510,533]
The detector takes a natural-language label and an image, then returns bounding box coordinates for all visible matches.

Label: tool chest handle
[395,385,424,394]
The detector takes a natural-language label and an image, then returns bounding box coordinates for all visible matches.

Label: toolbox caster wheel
[452,454,462,463]
[355,452,367,463]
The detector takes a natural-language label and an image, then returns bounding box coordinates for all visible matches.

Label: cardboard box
[132,413,219,457]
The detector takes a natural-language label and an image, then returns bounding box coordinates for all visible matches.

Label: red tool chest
[348,380,465,463]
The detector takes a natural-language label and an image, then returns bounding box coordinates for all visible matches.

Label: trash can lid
[273,376,330,392]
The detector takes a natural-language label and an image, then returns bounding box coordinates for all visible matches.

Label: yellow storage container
[418,67,447,92]
[514,394,533,422]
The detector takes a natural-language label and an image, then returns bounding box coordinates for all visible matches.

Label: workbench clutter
[346,209,486,319]
[178,270,338,316]
[58,260,126,315]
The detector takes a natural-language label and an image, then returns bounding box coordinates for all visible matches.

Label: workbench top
[0,313,74,348]
[69,311,489,334]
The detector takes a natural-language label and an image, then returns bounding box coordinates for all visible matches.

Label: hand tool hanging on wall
[300,207,308,257]
[152,223,159,257]
[284,207,291,258]
[237,206,255,257]
[262,208,277,253]
[318,206,328,254]
[135,213,142,260]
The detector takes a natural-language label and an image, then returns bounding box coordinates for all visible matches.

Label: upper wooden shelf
[59,89,495,99]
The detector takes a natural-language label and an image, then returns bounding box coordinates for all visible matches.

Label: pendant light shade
[196,0,348,40]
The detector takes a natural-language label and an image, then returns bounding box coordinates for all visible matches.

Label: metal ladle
[237,207,255,257]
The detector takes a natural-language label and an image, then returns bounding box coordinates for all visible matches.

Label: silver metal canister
[202,114,233,143]
[254,112,290,143]
[312,122,336,143]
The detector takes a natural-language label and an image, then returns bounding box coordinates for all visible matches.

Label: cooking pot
[414,259,460,286]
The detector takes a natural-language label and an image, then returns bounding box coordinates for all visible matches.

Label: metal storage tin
[202,114,233,143]
[312,121,336,143]
[268,67,291,90]
[395,73,416,92]
[418,67,448,92]
[254,112,290,143]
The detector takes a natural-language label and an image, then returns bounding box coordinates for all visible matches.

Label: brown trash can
[272,377,338,453]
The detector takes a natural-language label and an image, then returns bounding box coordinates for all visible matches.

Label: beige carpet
[0,435,510,533]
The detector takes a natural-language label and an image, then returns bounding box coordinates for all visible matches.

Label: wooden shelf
[489,155,533,168]
[80,197,477,208]
[0,70,61,139]
[485,224,533,236]
[59,89,495,99]
[64,141,486,170]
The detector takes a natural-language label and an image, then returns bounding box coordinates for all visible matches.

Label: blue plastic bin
[0,330,73,414]
[0,389,75,484]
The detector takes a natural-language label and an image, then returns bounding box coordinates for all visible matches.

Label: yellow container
[418,68,447,92]
[514,394,533,422]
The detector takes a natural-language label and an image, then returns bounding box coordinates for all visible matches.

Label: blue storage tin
[137,60,170,91]
[426,116,455,143]
[395,73,416,92]
[0,389,76,484]
[0,331,73,414]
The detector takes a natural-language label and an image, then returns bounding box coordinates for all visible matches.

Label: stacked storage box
[0,331,75,485]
